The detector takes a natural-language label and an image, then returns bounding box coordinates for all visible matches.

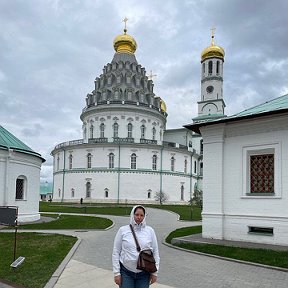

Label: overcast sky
[1,0,288,183]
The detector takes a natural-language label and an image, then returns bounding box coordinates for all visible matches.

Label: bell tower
[195,28,226,122]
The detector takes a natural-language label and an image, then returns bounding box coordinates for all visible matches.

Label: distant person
[80,198,83,205]
[112,205,160,287]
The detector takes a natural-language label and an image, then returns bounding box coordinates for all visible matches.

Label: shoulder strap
[129,224,141,252]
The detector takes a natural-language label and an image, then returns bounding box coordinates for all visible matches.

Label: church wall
[0,154,6,204]
[52,143,195,204]
[201,115,288,245]
[2,151,42,222]
[82,110,165,143]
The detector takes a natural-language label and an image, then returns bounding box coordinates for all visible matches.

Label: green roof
[0,125,45,161]
[233,93,288,117]
[40,183,53,195]
[185,94,288,133]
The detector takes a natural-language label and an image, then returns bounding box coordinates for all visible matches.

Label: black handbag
[129,224,157,273]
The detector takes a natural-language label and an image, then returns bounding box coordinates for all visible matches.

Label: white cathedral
[51,27,225,204]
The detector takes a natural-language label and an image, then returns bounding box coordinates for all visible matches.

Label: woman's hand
[150,275,157,284]
[114,275,122,285]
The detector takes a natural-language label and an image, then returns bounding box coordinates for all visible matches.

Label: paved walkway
[2,209,288,287]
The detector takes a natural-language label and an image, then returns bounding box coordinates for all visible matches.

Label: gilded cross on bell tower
[123,17,128,34]
[211,27,216,45]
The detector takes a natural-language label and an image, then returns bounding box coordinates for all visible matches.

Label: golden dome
[160,98,167,113]
[113,29,137,54]
[201,30,225,62]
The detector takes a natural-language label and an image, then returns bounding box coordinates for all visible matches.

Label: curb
[44,238,82,288]
[162,240,288,273]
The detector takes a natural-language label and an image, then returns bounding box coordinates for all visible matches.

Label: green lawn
[166,226,288,269]
[0,233,77,288]
[17,214,112,230]
[40,202,202,221]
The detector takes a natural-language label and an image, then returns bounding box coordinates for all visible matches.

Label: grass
[166,226,288,269]
[0,233,77,288]
[17,214,112,230]
[40,202,202,221]
[166,225,202,243]
[177,242,288,269]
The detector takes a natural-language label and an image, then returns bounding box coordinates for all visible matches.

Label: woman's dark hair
[134,206,145,215]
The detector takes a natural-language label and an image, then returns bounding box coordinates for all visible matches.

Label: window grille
[87,153,92,168]
[152,155,157,170]
[113,123,119,138]
[131,153,137,169]
[86,182,91,198]
[171,156,175,171]
[250,154,274,193]
[69,154,73,169]
[109,153,115,168]
[141,125,146,139]
[100,123,105,138]
[16,178,24,200]
[128,123,133,138]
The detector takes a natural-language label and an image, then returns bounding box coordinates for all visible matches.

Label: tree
[192,187,203,210]
[154,191,168,205]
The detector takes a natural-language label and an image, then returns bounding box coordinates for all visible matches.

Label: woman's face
[134,207,145,224]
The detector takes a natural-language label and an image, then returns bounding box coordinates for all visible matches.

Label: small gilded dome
[201,31,225,62]
[160,98,167,113]
[113,29,137,54]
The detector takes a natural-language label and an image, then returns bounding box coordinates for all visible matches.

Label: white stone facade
[200,113,288,245]
[0,149,43,222]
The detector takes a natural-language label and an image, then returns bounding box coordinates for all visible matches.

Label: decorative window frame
[242,143,281,198]
[15,175,27,200]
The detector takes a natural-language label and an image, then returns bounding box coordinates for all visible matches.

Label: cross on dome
[148,70,157,81]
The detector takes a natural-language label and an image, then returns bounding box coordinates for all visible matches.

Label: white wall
[201,114,288,245]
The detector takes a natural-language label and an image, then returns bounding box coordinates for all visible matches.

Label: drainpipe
[4,149,12,206]
[160,145,164,194]
[117,144,121,204]
[190,152,193,201]
[61,149,66,202]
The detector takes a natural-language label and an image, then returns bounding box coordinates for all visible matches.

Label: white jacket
[112,205,160,276]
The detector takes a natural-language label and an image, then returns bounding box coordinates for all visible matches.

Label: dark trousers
[120,263,150,288]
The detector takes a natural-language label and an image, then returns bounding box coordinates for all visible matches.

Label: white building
[51,28,205,204]
[0,126,45,222]
[186,83,288,244]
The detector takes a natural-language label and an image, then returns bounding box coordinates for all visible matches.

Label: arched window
[194,161,197,174]
[105,188,109,198]
[181,185,184,200]
[109,153,115,168]
[152,155,157,170]
[200,139,203,154]
[69,154,73,169]
[90,124,94,139]
[131,153,137,169]
[128,123,133,138]
[202,63,205,75]
[152,127,156,140]
[86,182,91,198]
[113,123,119,138]
[216,61,220,75]
[147,189,152,199]
[200,162,203,176]
[140,125,146,139]
[100,123,105,138]
[57,156,60,171]
[208,61,213,75]
[87,153,92,168]
[171,156,175,171]
[184,159,187,174]
[71,188,75,198]
[15,176,26,200]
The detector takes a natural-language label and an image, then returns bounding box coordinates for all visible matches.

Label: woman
[112,205,160,287]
